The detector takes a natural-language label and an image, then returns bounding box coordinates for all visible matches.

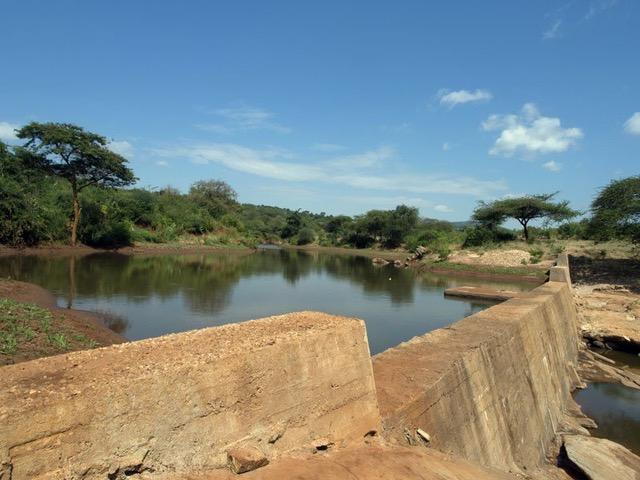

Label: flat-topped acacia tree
[472,193,578,241]
[16,122,136,246]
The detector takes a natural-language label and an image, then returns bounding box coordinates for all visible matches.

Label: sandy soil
[571,256,640,352]
[0,279,124,365]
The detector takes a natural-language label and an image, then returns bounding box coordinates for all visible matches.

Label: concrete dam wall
[373,275,579,472]
[0,262,579,478]
[0,312,381,479]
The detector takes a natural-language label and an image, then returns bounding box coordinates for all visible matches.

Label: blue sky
[1,0,639,220]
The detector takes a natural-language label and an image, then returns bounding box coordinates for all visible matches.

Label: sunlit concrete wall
[0,312,381,480]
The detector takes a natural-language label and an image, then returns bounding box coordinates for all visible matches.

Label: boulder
[372,257,389,266]
[562,435,640,480]
[227,447,269,474]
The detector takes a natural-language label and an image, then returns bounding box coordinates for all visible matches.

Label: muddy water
[0,249,535,354]
[575,350,640,455]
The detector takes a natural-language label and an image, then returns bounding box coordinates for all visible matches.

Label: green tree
[17,123,136,246]
[384,205,419,247]
[189,179,238,218]
[589,176,640,242]
[281,210,302,239]
[472,193,577,241]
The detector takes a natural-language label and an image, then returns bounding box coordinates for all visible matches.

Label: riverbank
[0,279,124,365]
[571,255,640,353]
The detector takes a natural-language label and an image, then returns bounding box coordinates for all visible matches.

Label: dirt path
[0,279,125,365]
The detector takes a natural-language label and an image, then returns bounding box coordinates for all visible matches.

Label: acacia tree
[17,122,136,246]
[589,176,640,242]
[472,193,577,241]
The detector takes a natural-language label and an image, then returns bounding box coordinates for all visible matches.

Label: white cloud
[542,160,562,172]
[543,19,562,40]
[438,89,493,108]
[442,142,451,151]
[624,112,640,135]
[434,204,453,213]
[155,160,169,167]
[198,105,290,134]
[325,146,395,169]
[482,103,583,157]
[107,140,134,157]
[584,0,618,21]
[312,143,346,152]
[154,143,507,197]
[0,121,19,143]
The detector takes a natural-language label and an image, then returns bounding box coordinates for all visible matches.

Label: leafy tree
[472,193,578,241]
[281,210,302,239]
[384,205,419,247]
[16,122,136,245]
[589,176,640,242]
[189,179,238,218]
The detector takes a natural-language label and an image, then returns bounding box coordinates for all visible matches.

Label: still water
[0,249,535,354]
[574,382,640,455]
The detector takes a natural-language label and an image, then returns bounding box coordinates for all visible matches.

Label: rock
[393,259,403,268]
[592,340,605,349]
[227,447,269,474]
[562,435,640,480]
[416,429,431,443]
[372,257,389,266]
[312,438,334,451]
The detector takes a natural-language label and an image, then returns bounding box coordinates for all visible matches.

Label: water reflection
[0,250,534,354]
[575,382,640,455]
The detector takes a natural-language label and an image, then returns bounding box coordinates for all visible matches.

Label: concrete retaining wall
[373,278,580,472]
[0,312,381,480]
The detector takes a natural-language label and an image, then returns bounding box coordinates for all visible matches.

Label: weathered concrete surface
[0,312,381,480]
[562,435,640,479]
[444,286,521,302]
[373,281,581,473]
[148,444,523,480]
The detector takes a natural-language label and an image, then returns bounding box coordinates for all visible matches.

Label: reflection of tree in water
[0,249,509,317]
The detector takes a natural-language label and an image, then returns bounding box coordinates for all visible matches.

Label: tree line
[1,122,638,254]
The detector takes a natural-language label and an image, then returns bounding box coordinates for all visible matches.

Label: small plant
[529,247,544,264]
[47,332,69,350]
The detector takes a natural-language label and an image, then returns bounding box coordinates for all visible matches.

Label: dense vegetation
[1,123,638,257]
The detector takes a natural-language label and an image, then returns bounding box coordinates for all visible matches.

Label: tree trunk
[70,185,81,246]
[523,222,529,241]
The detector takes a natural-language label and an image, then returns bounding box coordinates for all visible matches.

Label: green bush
[528,247,544,264]
[296,228,315,245]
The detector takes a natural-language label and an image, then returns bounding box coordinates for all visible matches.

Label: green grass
[0,297,99,358]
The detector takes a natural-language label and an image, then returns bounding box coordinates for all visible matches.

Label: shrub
[296,228,315,245]
[528,247,544,264]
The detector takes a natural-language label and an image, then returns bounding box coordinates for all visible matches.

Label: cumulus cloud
[0,121,19,143]
[107,140,134,157]
[624,112,640,135]
[482,103,583,157]
[197,105,291,134]
[434,204,453,213]
[154,143,507,197]
[438,89,493,108]
[542,160,562,172]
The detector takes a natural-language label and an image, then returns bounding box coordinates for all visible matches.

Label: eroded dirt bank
[571,255,640,352]
[0,279,124,365]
